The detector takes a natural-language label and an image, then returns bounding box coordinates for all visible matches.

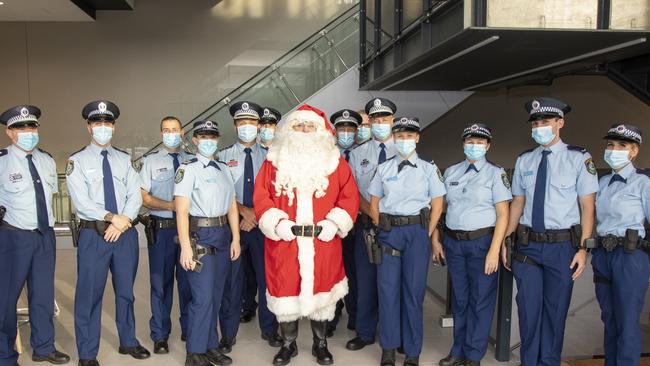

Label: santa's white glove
[275,219,297,242]
[317,219,338,242]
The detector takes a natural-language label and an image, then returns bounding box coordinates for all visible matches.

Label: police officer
[435,123,511,366]
[328,109,362,336]
[174,120,240,366]
[347,98,397,351]
[67,101,150,366]
[241,106,281,322]
[503,98,597,366]
[139,116,193,353]
[218,102,281,353]
[355,110,371,145]
[0,105,71,366]
[593,124,649,366]
[368,117,445,366]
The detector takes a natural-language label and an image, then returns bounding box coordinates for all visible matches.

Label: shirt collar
[8,144,29,158]
[237,141,258,152]
[615,162,635,180]
[196,153,212,167]
[88,142,111,155]
[464,157,486,171]
[399,153,418,165]
[541,139,566,154]
[373,138,394,148]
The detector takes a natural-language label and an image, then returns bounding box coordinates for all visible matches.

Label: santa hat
[282,104,334,135]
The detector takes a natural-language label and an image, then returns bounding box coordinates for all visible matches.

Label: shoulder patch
[501,173,511,188]
[112,146,129,155]
[567,145,588,154]
[175,168,185,183]
[132,161,142,172]
[65,160,75,176]
[584,158,596,175]
[0,149,7,157]
[636,168,650,178]
[518,148,536,157]
[182,158,198,165]
[37,148,53,158]
[436,167,444,182]
[69,146,87,157]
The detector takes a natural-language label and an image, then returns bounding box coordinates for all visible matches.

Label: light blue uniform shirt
[139,148,194,218]
[66,143,143,221]
[367,153,446,216]
[173,154,235,218]
[511,140,599,230]
[349,139,396,202]
[596,163,650,238]
[443,158,513,231]
[218,142,266,205]
[0,145,58,230]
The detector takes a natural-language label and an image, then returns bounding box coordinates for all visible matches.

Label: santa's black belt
[189,216,228,231]
[291,225,322,237]
[151,216,176,229]
[445,226,494,241]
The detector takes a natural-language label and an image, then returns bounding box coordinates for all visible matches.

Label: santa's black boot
[311,320,334,365]
[272,321,298,366]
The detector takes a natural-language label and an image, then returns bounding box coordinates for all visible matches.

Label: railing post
[472,0,487,27]
[273,66,301,103]
[597,0,611,29]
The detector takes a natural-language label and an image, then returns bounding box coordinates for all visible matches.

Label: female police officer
[434,123,511,366]
[367,117,445,366]
[593,123,649,366]
[174,120,241,366]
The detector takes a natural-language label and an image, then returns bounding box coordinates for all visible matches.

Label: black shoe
[325,324,336,338]
[463,361,480,366]
[273,341,297,366]
[206,348,233,366]
[33,349,71,364]
[118,345,151,360]
[262,332,283,347]
[218,337,236,354]
[311,320,333,365]
[439,355,465,366]
[381,349,396,366]
[404,357,419,366]
[153,340,169,354]
[185,353,211,366]
[346,323,355,331]
[240,309,256,323]
[397,346,404,354]
[78,360,99,366]
[345,336,374,351]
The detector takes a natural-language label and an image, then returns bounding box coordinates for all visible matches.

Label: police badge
[501,173,510,188]
[175,168,185,183]
[585,158,596,175]
[66,160,74,176]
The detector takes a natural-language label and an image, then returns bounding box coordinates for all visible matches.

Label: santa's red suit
[253,105,360,323]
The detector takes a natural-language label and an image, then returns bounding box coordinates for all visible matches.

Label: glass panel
[487,0,598,29]
[403,0,423,28]
[381,0,396,39]
[611,0,650,30]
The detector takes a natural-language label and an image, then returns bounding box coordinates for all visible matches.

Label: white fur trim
[266,278,349,322]
[258,208,288,241]
[285,109,326,129]
[325,207,354,238]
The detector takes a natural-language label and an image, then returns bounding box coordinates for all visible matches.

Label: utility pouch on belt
[364,228,381,264]
[69,214,81,247]
[173,234,206,273]
[570,225,583,249]
[505,232,515,268]
[624,229,639,253]
[584,238,596,250]
[379,214,391,232]
[140,215,155,246]
[516,225,529,246]
[0,206,5,222]
[420,208,431,230]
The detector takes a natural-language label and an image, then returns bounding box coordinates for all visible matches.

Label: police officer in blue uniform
[328,109,361,336]
[241,106,281,322]
[355,111,371,146]
[218,102,281,353]
[593,124,649,366]
[368,117,445,366]
[347,98,398,351]
[174,120,240,366]
[139,116,193,353]
[504,98,598,366]
[435,123,512,366]
[0,105,71,366]
[67,101,150,366]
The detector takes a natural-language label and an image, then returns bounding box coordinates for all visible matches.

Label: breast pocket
[2,179,29,194]
[85,169,103,185]
[152,170,174,183]
[444,182,463,204]
[550,174,577,200]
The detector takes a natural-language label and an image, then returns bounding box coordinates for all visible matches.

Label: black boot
[273,321,299,366]
[310,320,333,365]
[381,349,396,366]
[185,353,211,366]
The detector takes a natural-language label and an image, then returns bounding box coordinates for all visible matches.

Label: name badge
[360,159,369,167]
[450,182,459,186]
[207,177,218,183]
[156,167,169,173]
[9,173,23,183]
[227,160,239,167]
[524,171,534,176]
[387,176,398,182]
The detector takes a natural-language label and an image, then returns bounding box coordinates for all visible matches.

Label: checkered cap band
[368,104,394,116]
[234,108,259,119]
[7,114,38,126]
[334,115,359,125]
[394,117,420,129]
[531,106,564,118]
[608,125,642,143]
[462,124,491,139]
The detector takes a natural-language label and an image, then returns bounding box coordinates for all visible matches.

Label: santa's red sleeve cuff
[325,207,355,238]
[258,208,289,241]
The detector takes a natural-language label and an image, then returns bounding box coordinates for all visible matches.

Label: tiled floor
[13,249,649,365]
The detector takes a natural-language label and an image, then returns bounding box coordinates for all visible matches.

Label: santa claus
[253,104,359,365]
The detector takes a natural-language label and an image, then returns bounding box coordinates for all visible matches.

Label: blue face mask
[371,123,391,140]
[16,132,39,151]
[531,125,555,146]
[356,126,371,142]
[463,143,487,160]
[237,124,258,143]
[395,139,417,157]
[604,149,630,170]
[92,125,113,145]
[197,139,218,157]
[337,131,355,148]
[162,133,181,148]
[259,127,275,142]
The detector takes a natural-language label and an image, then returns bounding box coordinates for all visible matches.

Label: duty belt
[383,214,422,227]
[359,213,373,229]
[291,225,322,237]
[194,243,217,256]
[519,225,572,243]
[445,226,494,241]
[596,235,650,252]
[151,216,176,229]
[80,219,110,232]
[0,221,41,233]
[189,216,228,231]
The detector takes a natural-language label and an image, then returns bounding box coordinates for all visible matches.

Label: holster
[189,237,204,273]
[139,214,155,246]
[419,207,431,230]
[505,232,515,268]
[570,225,583,249]
[378,214,391,232]
[69,214,81,248]
[516,225,530,246]
[624,229,640,253]
[363,227,381,264]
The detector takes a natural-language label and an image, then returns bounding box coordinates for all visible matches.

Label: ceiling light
[0,2,5,5]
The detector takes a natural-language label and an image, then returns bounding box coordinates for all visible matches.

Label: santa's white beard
[267,129,340,205]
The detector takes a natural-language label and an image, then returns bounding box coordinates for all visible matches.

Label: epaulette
[486,159,502,168]
[182,158,198,165]
[217,160,228,166]
[69,146,87,157]
[356,139,371,148]
[142,150,157,158]
[112,146,130,155]
[0,149,7,157]
[518,147,536,157]
[218,144,234,152]
[37,148,53,158]
[636,169,650,179]
[567,145,587,154]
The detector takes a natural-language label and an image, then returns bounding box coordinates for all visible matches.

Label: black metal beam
[394,0,404,68]
[359,0,368,87]
[70,0,96,19]
[421,0,433,52]
[471,0,487,27]
[373,0,383,79]
[494,266,513,361]
[597,0,611,29]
